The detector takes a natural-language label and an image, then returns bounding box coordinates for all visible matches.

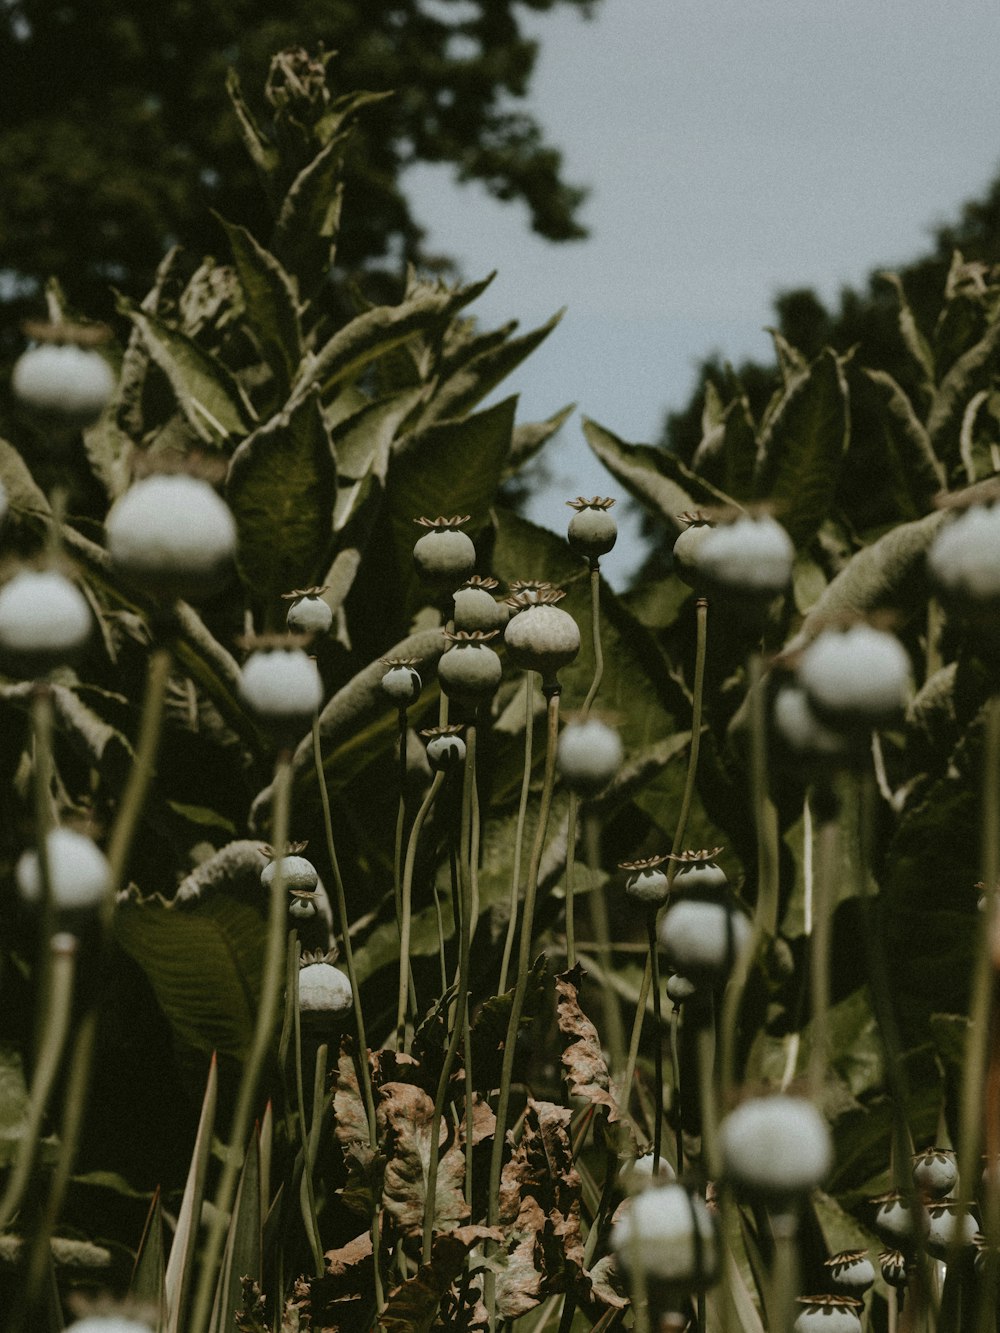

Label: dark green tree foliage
[0,0,594,323]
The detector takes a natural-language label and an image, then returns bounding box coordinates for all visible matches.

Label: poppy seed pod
[504,588,580,690]
[696,513,794,598]
[610,1182,719,1295]
[437,630,502,708]
[926,1200,979,1257]
[65,1317,156,1333]
[912,1147,958,1199]
[380,658,422,706]
[824,1250,876,1295]
[566,496,617,560]
[421,724,467,772]
[669,847,728,895]
[284,586,334,636]
[261,854,319,894]
[719,1095,832,1200]
[17,827,111,911]
[240,644,323,732]
[799,624,911,729]
[453,576,507,633]
[871,1191,929,1245]
[658,888,751,982]
[879,1248,909,1288]
[557,717,623,795]
[0,568,92,674]
[793,1296,863,1333]
[672,511,715,591]
[928,504,1000,606]
[298,950,353,1020]
[622,856,671,909]
[13,341,116,426]
[106,474,237,598]
[413,515,476,584]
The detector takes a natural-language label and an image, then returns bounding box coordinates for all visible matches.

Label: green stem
[189,751,293,1333]
[565,792,579,969]
[696,997,720,1179]
[106,645,172,901]
[671,1004,684,1173]
[766,1212,799,1333]
[646,913,664,1173]
[585,808,626,1075]
[808,803,836,1097]
[29,686,55,950]
[394,707,418,1024]
[397,773,444,1049]
[498,672,535,995]
[581,562,604,718]
[422,727,477,1264]
[294,939,324,1277]
[485,687,561,1327]
[0,935,77,1232]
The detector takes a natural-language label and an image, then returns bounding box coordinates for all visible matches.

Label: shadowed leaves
[555,965,628,1129]
[380,1226,500,1333]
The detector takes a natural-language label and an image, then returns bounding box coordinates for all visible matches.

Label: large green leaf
[926,308,1000,467]
[330,388,424,483]
[581,418,736,535]
[506,406,575,479]
[121,301,255,446]
[877,270,935,387]
[226,389,336,604]
[751,348,849,548]
[271,134,349,292]
[855,368,944,516]
[225,69,280,195]
[219,217,302,393]
[115,896,267,1060]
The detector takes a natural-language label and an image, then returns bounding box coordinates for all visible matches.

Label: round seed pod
[610,1182,719,1296]
[719,1095,832,1201]
[453,576,507,633]
[928,504,1000,607]
[773,684,860,767]
[623,1152,676,1191]
[566,496,617,560]
[438,630,502,708]
[289,893,317,919]
[380,658,422,706]
[298,951,353,1021]
[17,827,111,911]
[261,855,319,894]
[666,973,698,1006]
[421,724,467,772]
[557,717,623,795]
[240,645,323,733]
[413,515,476,585]
[824,1250,876,1295]
[793,1296,863,1333]
[0,568,92,674]
[13,342,116,427]
[622,856,671,909]
[697,513,794,599]
[926,1200,979,1258]
[672,511,715,591]
[504,588,580,690]
[799,624,911,730]
[658,890,751,982]
[106,474,237,598]
[284,587,334,637]
[65,1317,156,1333]
[669,847,727,895]
[912,1147,958,1199]
[871,1192,929,1246]
[879,1248,909,1288]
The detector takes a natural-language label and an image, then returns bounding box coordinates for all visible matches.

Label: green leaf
[115,897,267,1060]
[0,437,50,518]
[330,388,424,483]
[751,348,849,548]
[219,217,302,392]
[878,270,935,386]
[721,395,759,501]
[226,389,336,604]
[926,309,1000,465]
[581,418,737,534]
[165,1055,218,1333]
[766,326,809,385]
[212,1131,261,1333]
[506,405,575,479]
[855,368,944,516]
[272,134,348,292]
[225,69,279,190]
[121,301,255,446]
[131,1189,166,1322]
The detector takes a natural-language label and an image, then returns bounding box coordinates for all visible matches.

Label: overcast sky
[404,0,1000,581]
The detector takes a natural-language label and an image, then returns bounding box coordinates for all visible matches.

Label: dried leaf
[298,1233,374,1333]
[585,1255,629,1312]
[554,965,627,1125]
[323,1232,374,1300]
[235,1278,270,1332]
[380,1226,499,1333]
[378,1083,469,1238]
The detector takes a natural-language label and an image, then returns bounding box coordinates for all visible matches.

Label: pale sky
[404,0,1000,582]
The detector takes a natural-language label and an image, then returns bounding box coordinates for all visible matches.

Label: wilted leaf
[380,1226,500,1333]
[226,388,336,603]
[554,965,627,1127]
[378,1082,469,1238]
[220,217,302,391]
[878,270,935,386]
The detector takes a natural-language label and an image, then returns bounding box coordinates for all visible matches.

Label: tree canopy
[0,0,596,322]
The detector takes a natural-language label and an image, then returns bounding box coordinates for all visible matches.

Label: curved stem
[106,645,172,902]
[397,773,444,1049]
[422,732,477,1264]
[581,562,604,718]
[498,672,535,994]
[485,688,561,1325]
[189,751,292,1333]
[646,913,664,1173]
[585,808,625,1075]
[0,935,77,1232]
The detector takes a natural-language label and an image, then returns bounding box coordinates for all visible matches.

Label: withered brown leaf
[554,965,628,1126]
[380,1225,500,1333]
[378,1082,469,1239]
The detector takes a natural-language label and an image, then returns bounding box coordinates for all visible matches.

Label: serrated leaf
[330,388,424,482]
[122,302,255,446]
[226,389,335,603]
[115,897,266,1060]
[554,965,629,1127]
[856,367,944,515]
[378,1082,469,1238]
[219,217,302,392]
[581,418,737,535]
[752,348,849,548]
[380,1226,500,1333]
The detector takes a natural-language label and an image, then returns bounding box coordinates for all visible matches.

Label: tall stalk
[498,673,535,994]
[485,687,562,1326]
[396,772,444,1049]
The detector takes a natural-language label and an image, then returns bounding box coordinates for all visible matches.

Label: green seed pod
[566,496,617,560]
[438,630,502,708]
[413,515,476,584]
[504,587,580,690]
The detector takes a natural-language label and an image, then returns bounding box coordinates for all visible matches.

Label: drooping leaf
[120,301,255,446]
[377,1081,469,1238]
[330,388,424,483]
[226,388,335,604]
[219,217,302,393]
[115,896,267,1060]
[877,270,935,387]
[469,957,548,1094]
[380,1226,500,1333]
[751,348,849,548]
[926,309,1000,466]
[854,367,944,517]
[272,135,348,290]
[506,405,575,478]
[225,68,280,192]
